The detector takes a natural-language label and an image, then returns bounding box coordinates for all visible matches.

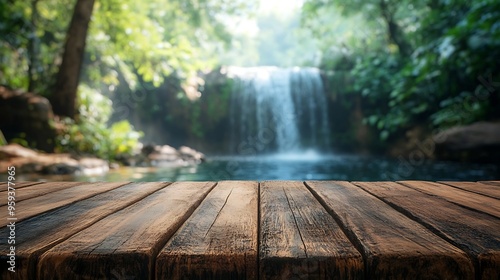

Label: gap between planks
[305,181,474,279]
[37,182,217,280]
[2,180,498,279]
[439,181,500,199]
[0,181,87,207]
[399,181,500,219]
[0,181,45,192]
[0,182,130,227]
[352,181,500,280]
[0,182,171,280]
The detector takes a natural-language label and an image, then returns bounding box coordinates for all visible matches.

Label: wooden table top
[0,181,499,279]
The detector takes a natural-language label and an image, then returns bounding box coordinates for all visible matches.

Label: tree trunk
[50,0,95,118]
[379,0,412,57]
[28,0,39,92]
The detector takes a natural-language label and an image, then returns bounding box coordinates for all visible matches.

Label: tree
[0,0,31,89]
[2,0,255,119]
[302,0,421,57]
[50,0,95,118]
[302,0,500,141]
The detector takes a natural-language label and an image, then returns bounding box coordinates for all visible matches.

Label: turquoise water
[19,153,498,182]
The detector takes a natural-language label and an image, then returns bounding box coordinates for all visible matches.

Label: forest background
[0,0,498,162]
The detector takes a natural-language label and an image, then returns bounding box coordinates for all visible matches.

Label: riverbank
[0,143,205,177]
[3,152,498,182]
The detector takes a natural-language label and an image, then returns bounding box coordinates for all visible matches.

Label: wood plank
[400,181,500,219]
[479,181,500,187]
[0,182,128,227]
[353,181,500,280]
[0,181,44,192]
[260,181,363,279]
[37,181,216,280]
[305,181,473,279]
[440,181,500,199]
[0,181,85,206]
[0,182,169,280]
[156,181,259,279]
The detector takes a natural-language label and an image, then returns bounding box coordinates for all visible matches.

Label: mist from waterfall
[228,66,330,155]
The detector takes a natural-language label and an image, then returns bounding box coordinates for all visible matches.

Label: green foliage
[0,0,73,93]
[0,0,255,96]
[431,91,490,128]
[304,0,500,141]
[56,86,143,160]
[391,0,500,131]
[0,130,6,146]
[10,137,29,148]
[169,74,234,140]
[352,52,407,140]
[0,0,31,89]
[1,0,255,157]
[82,0,254,93]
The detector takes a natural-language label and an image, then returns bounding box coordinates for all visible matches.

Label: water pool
[16,153,499,182]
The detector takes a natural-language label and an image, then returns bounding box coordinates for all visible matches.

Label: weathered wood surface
[0,182,128,227]
[306,181,474,279]
[440,181,500,199]
[0,181,84,206]
[479,181,500,187]
[0,180,497,280]
[400,181,500,219]
[0,181,44,192]
[37,181,216,280]
[157,181,259,279]
[260,181,363,279]
[0,182,169,280]
[353,181,500,280]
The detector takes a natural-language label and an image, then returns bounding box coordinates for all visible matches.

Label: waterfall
[228,66,330,154]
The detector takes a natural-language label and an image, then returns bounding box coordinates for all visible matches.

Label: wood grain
[479,181,500,187]
[157,181,259,279]
[306,181,473,279]
[0,182,128,227]
[0,182,169,280]
[353,181,500,280]
[0,181,44,192]
[37,181,216,280]
[0,180,495,279]
[400,181,500,218]
[260,181,363,280]
[0,181,84,206]
[440,181,500,199]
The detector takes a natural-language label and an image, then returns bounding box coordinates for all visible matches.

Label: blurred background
[1,0,499,181]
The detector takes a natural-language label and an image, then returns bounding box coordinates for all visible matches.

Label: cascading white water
[228,66,330,154]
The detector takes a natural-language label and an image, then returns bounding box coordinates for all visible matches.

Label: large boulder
[178,146,205,163]
[0,86,57,152]
[434,122,500,163]
[0,144,109,175]
[125,144,205,167]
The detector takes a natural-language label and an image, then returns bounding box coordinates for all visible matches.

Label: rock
[179,146,205,162]
[0,86,57,152]
[109,162,120,169]
[0,144,109,175]
[434,122,500,163]
[388,126,435,159]
[0,143,38,159]
[141,144,157,156]
[41,162,80,175]
[127,144,205,167]
[148,145,180,162]
[158,145,178,155]
[78,157,110,176]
